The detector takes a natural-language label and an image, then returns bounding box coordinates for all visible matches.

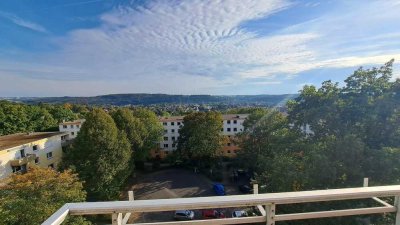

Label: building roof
[59,119,85,126]
[159,116,184,122]
[0,132,66,151]
[222,114,249,120]
[159,114,249,122]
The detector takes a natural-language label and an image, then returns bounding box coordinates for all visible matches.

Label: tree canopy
[0,101,86,135]
[177,111,225,161]
[62,108,132,200]
[0,168,90,225]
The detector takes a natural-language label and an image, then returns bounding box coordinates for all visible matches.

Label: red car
[202,209,226,219]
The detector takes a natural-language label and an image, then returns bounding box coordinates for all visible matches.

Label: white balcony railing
[43,183,400,225]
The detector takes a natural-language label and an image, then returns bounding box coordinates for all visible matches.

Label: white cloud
[0,11,47,33]
[1,0,400,96]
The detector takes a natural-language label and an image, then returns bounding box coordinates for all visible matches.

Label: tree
[177,112,224,161]
[0,168,91,225]
[63,108,131,200]
[131,108,163,160]
[111,108,147,161]
[237,109,305,192]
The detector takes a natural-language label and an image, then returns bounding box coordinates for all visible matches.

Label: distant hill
[3,94,298,106]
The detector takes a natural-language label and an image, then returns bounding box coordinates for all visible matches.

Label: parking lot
[127,168,252,223]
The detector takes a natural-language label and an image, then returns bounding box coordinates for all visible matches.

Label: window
[70,125,73,128]
[164,136,168,141]
[172,136,176,141]
[177,122,181,125]
[163,122,167,126]
[172,143,176,147]
[35,157,40,164]
[227,150,231,154]
[76,125,80,128]
[227,120,231,124]
[12,166,22,173]
[63,125,67,129]
[164,144,168,148]
[71,132,75,136]
[221,128,223,131]
[233,128,237,132]
[20,149,25,158]
[171,122,175,126]
[47,152,53,159]
[164,129,168,133]
[33,145,38,151]
[171,129,175,133]
[234,120,237,124]
[227,143,231,146]
[48,163,54,169]
[227,128,231,132]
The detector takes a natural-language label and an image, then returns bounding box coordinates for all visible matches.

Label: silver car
[174,210,195,220]
[232,210,248,218]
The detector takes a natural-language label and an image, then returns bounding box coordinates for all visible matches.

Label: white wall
[0,135,63,180]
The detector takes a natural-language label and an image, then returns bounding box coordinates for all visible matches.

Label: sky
[0,0,400,97]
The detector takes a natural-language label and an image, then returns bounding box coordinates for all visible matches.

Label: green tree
[0,168,91,225]
[237,109,305,192]
[111,108,147,161]
[177,112,224,161]
[131,108,163,160]
[63,108,131,200]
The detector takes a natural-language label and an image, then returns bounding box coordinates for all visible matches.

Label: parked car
[174,210,195,220]
[202,209,225,219]
[232,210,248,218]
[213,183,225,196]
[238,184,253,194]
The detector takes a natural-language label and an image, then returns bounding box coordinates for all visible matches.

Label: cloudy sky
[0,0,400,97]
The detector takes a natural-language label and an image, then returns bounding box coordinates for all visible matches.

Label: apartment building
[59,119,85,140]
[0,132,68,180]
[221,114,248,157]
[151,114,249,159]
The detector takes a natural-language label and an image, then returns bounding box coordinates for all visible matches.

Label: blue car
[213,183,225,196]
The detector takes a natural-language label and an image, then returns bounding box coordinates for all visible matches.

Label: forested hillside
[4,94,296,106]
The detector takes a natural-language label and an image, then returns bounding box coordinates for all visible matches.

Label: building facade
[151,114,248,159]
[0,132,67,180]
[59,119,85,140]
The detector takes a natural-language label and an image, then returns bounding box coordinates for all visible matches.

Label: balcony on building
[10,154,36,167]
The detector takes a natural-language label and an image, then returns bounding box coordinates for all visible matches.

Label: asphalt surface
[127,168,251,223]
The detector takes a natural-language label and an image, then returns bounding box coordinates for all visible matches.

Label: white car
[232,210,248,218]
[174,210,195,220]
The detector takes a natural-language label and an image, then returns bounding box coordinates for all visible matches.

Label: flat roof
[222,114,249,120]
[0,132,66,151]
[59,119,85,125]
[159,116,184,122]
[159,114,249,122]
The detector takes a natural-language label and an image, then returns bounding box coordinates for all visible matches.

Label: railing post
[363,177,369,187]
[253,183,259,194]
[112,213,122,225]
[395,196,400,225]
[122,191,134,225]
[266,203,275,225]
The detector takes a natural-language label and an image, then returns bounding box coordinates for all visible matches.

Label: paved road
[127,168,250,223]
[128,169,213,223]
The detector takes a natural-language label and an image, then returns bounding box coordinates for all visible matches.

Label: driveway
[126,168,251,223]
[128,168,214,223]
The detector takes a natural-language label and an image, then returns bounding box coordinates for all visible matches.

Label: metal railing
[43,183,400,225]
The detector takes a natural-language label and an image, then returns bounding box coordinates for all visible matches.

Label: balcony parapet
[10,154,36,166]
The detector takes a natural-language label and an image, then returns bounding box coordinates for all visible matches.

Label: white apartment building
[0,132,68,180]
[153,114,249,158]
[59,119,85,140]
